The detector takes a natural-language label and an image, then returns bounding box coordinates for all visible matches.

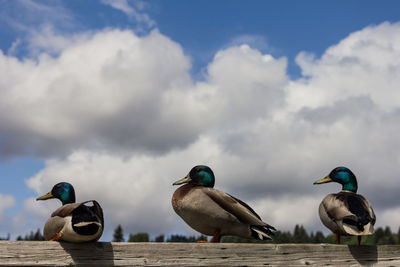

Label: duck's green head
[173,165,215,188]
[313,166,358,193]
[36,182,76,205]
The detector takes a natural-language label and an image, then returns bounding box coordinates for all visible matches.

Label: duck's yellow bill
[313,175,332,185]
[173,174,192,185]
[36,191,54,201]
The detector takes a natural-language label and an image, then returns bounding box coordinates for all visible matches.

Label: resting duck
[313,167,375,245]
[36,182,104,242]
[172,165,276,242]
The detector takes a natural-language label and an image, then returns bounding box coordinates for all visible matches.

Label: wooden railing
[0,241,399,266]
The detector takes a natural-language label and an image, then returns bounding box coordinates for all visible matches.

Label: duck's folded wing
[322,195,355,220]
[51,202,83,217]
[203,188,271,227]
[50,201,103,220]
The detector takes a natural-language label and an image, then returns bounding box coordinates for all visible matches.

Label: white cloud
[0,29,200,157]
[0,194,15,221]
[228,34,270,53]
[251,195,323,230]
[2,22,400,238]
[205,45,287,122]
[0,193,16,237]
[0,29,289,159]
[27,25,85,56]
[3,0,74,27]
[379,206,400,232]
[287,22,400,112]
[7,38,21,56]
[101,0,155,29]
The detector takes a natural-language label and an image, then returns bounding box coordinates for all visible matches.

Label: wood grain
[0,241,399,266]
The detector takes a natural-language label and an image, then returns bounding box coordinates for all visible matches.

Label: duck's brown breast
[171,184,196,210]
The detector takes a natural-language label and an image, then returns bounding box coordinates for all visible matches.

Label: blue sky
[1,0,400,241]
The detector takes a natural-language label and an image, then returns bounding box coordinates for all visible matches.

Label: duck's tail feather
[250,225,275,240]
[340,213,375,236]
[341,221,375,236]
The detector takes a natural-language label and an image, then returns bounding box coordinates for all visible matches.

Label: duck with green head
[314,167,375,245]
[172,165,276,242]
[37,182,104,242]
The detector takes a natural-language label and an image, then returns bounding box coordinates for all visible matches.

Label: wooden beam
[0,241,399,266]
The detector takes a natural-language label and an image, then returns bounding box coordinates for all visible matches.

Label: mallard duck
[172,165,276,242]
[36,182,104,243]
[313,167,375,245]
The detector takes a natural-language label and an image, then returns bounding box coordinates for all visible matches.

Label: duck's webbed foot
[336,233,340,244]
[210,229,221,243]
[196,229,221,243]
[49,231,62,241]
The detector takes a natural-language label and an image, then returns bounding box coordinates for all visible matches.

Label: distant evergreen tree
[397,227,400,244]
[128,232,149,242]
[269,231,292,244]
[374,227,385,244]
[167,234,187,242]
[0,233,10,240]
[313,231,325,243]
[384,226,396,244]
[113,224,125,242]
[154,234,164,242]
[293,225,309,243]
[31,229,44,240]
[34,229,43,241]
[167,234,207,242]
[16,229,44,241]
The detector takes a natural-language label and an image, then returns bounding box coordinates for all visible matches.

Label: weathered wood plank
[0,241,399,266]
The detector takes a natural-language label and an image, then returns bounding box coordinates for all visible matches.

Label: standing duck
[172,165,276,242]
[313,167,375,245]
[36,182,104,242]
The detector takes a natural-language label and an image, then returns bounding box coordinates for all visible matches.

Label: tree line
[9,224,400,244]
[112,224,208,242]
[112,224,400,245]
[0,229,45,241]
[16,229,45,241]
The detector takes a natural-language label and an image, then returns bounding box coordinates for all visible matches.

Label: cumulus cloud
[287,22,400,112]
[0,194,15,221]
[0,29,201,158]
[0,29,289,160]
[101,0,155,29]
[228,34,270,53]
[2,22,400,238]
[0,193,16,236]
[380,207,400,231]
